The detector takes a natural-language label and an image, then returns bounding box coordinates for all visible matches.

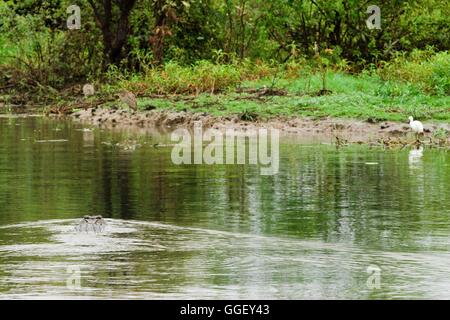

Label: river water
[0,116,449,299]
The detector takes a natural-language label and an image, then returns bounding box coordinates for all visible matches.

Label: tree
[87,0,138,66]
[149,0,178,65]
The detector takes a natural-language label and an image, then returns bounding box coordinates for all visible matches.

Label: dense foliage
[0,0,448,97]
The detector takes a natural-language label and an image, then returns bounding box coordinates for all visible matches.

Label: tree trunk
[149,0,175,66]
[88,0,137,67]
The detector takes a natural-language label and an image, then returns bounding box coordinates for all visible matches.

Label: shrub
[378,49,449,95]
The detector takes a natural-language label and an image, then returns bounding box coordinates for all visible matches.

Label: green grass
[134,72,450,122]
[1,37,448,123]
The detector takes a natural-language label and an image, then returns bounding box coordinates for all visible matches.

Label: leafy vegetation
[0,0,448,121]
[130,71,450,122]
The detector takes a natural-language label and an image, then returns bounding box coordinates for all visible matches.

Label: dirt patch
[70,107,450,143]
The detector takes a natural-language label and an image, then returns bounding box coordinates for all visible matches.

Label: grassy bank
[1,0,448,124]
[124,71,449,122]
[1,48,449,123]
[97,50,449,122]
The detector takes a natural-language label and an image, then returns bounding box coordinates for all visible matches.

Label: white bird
[408,116,424,139]
[82,84,95,97]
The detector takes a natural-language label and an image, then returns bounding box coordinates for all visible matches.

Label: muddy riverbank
[70,107,450,143]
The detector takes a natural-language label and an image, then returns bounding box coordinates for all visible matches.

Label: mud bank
[71,107,450,143]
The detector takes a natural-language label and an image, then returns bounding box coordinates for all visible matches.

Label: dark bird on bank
[118,90,137,111]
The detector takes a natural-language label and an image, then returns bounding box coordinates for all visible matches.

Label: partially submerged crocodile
[75,215,106,232]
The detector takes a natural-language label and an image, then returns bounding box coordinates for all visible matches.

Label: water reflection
[0,117,450,299]
[408,145,424,168]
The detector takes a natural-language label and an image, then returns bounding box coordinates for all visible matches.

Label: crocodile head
[76,215,106,232]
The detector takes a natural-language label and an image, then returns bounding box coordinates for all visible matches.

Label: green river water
[0,116,450,299]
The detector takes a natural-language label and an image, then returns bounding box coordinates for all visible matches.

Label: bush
[111,60,276,95]
[378,49,450,95]
[0,1,103,91]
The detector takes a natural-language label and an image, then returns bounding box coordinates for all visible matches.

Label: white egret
[408,116,424,140]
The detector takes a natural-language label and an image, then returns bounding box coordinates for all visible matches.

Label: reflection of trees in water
[98,156,113,218]
[100,143,450,248]
[2,117,450,253]
[0,117,103,221]
[242,146,450,248]
[117,157,134,219]
[95,150,137,220]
